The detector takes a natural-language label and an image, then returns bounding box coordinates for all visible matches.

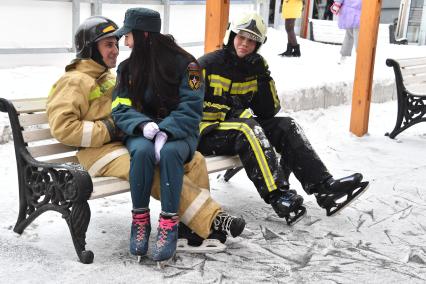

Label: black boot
[269,189,306,225]
[178,223,226,247]
[278,43,293,57]
[292,44,301,57]
[313,173,369,216]
[212,212,246,238]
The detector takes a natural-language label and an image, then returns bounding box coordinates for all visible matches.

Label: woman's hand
[330,2,341,15]
[154,131,168,164]
[140,122,160,140]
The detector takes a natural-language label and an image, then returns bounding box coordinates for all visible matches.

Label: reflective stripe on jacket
[197,48,281,136]
[47,59,128,175]
[111,56,204,158]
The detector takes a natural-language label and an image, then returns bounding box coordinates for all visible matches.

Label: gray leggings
[340,28,359,57]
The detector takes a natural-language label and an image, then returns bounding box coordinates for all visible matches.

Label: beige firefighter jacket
[47,59,219,238]
[47,59,127,176]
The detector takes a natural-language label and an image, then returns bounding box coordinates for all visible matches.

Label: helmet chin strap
[91,44,108,68]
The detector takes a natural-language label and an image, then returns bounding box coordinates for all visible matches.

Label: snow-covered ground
[1,18,426,283]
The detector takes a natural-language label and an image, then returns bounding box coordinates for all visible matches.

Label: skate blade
[285,206,307,226]
[327,181,370,217]
[176,239,226,254]
[156,254,176,269]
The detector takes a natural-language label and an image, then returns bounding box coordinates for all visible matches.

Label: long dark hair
[118,31,196,117]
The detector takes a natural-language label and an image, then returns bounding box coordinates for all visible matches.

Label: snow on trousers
[256,116,332,193]
[97,149,220,239]
[198,117,288,201]
[198,117,332,198]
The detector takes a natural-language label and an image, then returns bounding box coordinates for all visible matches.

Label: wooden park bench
[385,57,426,139]
[309,19,407,45]
[0,97,242,264]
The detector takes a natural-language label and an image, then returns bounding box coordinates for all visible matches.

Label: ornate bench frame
[385,57,426,139]
[0,97,242,264]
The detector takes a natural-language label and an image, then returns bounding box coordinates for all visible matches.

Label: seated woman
[112,8,244,264]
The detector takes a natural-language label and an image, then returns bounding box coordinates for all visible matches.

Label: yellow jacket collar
[65,59,109,78]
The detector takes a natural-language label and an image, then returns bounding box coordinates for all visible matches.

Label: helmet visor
[237,30,262,43]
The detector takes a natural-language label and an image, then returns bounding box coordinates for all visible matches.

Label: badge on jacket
[187,62,201,91]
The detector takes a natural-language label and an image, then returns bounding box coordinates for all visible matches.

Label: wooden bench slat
[401,65,426,77]
[310,20,391,45]
[406,84,426,96]
[403,74,426,86]
[12,98,47,114]
[28,143,77,158]
[22,128,53,142]
[205,155,242,173]
[44,156,79,164]
[91,177,130,199]
[398,57,426,68]
[19,113,48,127]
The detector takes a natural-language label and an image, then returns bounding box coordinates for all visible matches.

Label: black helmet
[75,16,118,59]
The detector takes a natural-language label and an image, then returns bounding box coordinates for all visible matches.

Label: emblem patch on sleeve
[187,62,201,91]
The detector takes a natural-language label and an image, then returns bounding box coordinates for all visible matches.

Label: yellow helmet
[223,12,267,47]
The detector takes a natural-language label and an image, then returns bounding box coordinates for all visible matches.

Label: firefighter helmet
[75,16,118,59]
[223,13,267,48]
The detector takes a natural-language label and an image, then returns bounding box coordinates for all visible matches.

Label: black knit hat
[114,7,161,37]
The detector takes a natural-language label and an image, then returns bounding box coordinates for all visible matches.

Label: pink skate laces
[156,216,179,247]
[132,212,150,241]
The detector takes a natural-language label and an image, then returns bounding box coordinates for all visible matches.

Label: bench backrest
[11,98,79,164]
[3,97,242,174]
[387,57,426,95]
[309,19,392,45]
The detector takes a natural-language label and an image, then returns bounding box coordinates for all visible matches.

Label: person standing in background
[330,0,361,63]
[278,0,304,57]
[323,0,334,20]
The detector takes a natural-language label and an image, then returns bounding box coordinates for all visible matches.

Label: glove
[154,131,168,164]
[140,122,159,140]
[330,2,341,15]
[244,53,267,76]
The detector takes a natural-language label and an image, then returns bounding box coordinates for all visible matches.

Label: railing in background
[0,0,265,54]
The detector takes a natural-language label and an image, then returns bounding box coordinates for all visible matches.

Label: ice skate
[129,209,151,262]
[314,173,369,216]
[212,212,246,237]
[177,223,227,253]
[176,239,226,253]
[270,190,306,225]
[152,213,179,265]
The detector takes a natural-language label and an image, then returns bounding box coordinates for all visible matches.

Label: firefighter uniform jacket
[198,48,332,198]
[111,55,204,160]
[197,48,291,199]
[198,48,280,136]
[47,59,127,177]
[47,58,221,238]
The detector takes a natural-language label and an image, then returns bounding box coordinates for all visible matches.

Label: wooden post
[300,0,313,38]
[204,0,230,54]
[349,0,382,136]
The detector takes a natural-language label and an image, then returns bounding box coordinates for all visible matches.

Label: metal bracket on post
[91,0,102,16]
[72,0,81,52]
[163,0,170,34]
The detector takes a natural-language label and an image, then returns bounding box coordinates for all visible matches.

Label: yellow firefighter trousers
[98,151,221,239]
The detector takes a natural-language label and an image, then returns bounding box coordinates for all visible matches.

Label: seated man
[46,16,245,254]
[197,13,369,225]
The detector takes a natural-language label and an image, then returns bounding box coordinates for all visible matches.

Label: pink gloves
[154,131,168,163]
[330,2,341,15]
[141,122,159,140]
